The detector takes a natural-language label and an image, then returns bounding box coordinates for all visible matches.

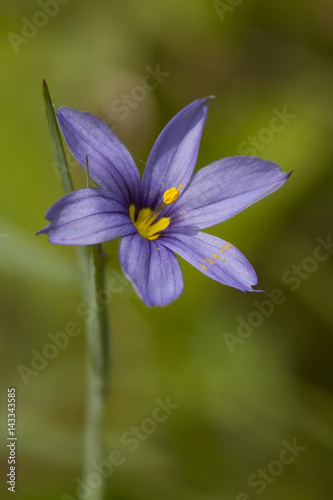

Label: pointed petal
[56,107,141,205]
[38,188,136,245]
[168,156,290,229]
[161,232,258,292]
[119,233,184,306]
[140,98,211,207]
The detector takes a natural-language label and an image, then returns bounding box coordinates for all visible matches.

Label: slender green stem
[43,81,109,500]
[83,244,109,500]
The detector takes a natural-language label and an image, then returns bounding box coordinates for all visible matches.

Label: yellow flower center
[129,205,170,240]
[130,184,184,240]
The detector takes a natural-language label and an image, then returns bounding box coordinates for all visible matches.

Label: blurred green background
[1,0,333,498]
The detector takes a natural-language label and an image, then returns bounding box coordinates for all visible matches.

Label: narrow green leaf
[42,79,74,195]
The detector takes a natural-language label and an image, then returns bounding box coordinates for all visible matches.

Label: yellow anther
[162,183,185,205]
[129,183,185,239]
[163,187,179,205]
[129,204,170,240]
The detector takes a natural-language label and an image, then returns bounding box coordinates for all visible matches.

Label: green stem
[42,80,109,500]
[83,245,109,500]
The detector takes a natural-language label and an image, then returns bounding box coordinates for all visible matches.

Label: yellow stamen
[162,183,185,205]
[129,184,184,239]
[129,204,170,240]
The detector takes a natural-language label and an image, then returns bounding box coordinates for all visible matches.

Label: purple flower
[38,98,290,306]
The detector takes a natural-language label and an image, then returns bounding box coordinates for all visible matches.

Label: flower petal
[168,156,290,229]
[119,233,184,306]
[38,188,136,245]
[56,107,141,205]
[161,231,258,292]
[140,98,210,208]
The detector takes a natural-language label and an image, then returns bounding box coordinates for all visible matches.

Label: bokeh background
[1,0,333,498]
